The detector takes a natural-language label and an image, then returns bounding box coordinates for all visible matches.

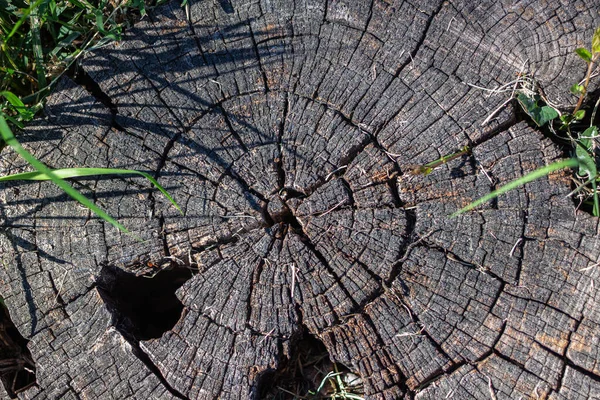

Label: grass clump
[1,0,179,233]
[453,27,600,217]
[1,0,161,114]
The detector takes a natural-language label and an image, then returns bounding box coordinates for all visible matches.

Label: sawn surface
[1,0,600,399]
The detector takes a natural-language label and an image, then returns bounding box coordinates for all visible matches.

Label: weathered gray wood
[0,0,600,398]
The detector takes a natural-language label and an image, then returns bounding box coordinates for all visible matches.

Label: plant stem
[411,146,471,175]
[574,54,600,115]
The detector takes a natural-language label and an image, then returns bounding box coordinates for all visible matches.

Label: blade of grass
[5,0,44,42]
[0,114,128,232]
[1,90,36,121]
[412,146,471,175]
[0,167,182,214]
[29,7,47,94]
[451,158,580,217]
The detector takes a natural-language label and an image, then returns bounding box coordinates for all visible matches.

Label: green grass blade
[0,167,182,214]
[0,90,25,108]
[1,90,35,121]
[5,0,44,41]
[0,115,128,232]
[29,5,47,91]
[592,178,600,216]
[451,158,579,217]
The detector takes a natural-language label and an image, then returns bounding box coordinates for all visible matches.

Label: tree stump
[1,0,600,398]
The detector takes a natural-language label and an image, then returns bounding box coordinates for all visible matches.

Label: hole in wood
[96,264,193,341]
[0,299,36,398]
[257,331,363,399]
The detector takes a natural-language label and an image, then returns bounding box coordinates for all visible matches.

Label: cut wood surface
[1,0,600,398]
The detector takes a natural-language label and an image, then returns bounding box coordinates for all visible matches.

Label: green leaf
[516,93,559,126]
[579,126,597,152]
[451,158,580,217]
[538,106,560,125]
[593,27,600,54]
[95,11,105,33]
[570,83,585,95]
[576,141,595,177]
[67,0,87,9]
[0,91,35,121]
[574,110,586,120]
[50,31,81,56]
[128,0,146,17]
[576,47,593,62]
[2,114,24,129]
[560,114,573,124]
[575,127,600,216]
[0,90,25,108]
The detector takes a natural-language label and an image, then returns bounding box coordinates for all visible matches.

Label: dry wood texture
[1,0,600,398]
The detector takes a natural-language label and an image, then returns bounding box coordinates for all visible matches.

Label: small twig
[574,53,600,115]
[395,327,424,338]
[209,79,224,97]
[315,200,347,217]
[478,59,529,126]
[486,375,498,400]
[509,238,523,258]
[566,176,596,198]
[290,263,297,299]
[481,96,514,126]
[325,165,347,181]
[478,162,496,185]
[383,150,404,163]
[258,327,277,345]
[446,16,456,32]
[579,262,600,272]
[466,79,528,95]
